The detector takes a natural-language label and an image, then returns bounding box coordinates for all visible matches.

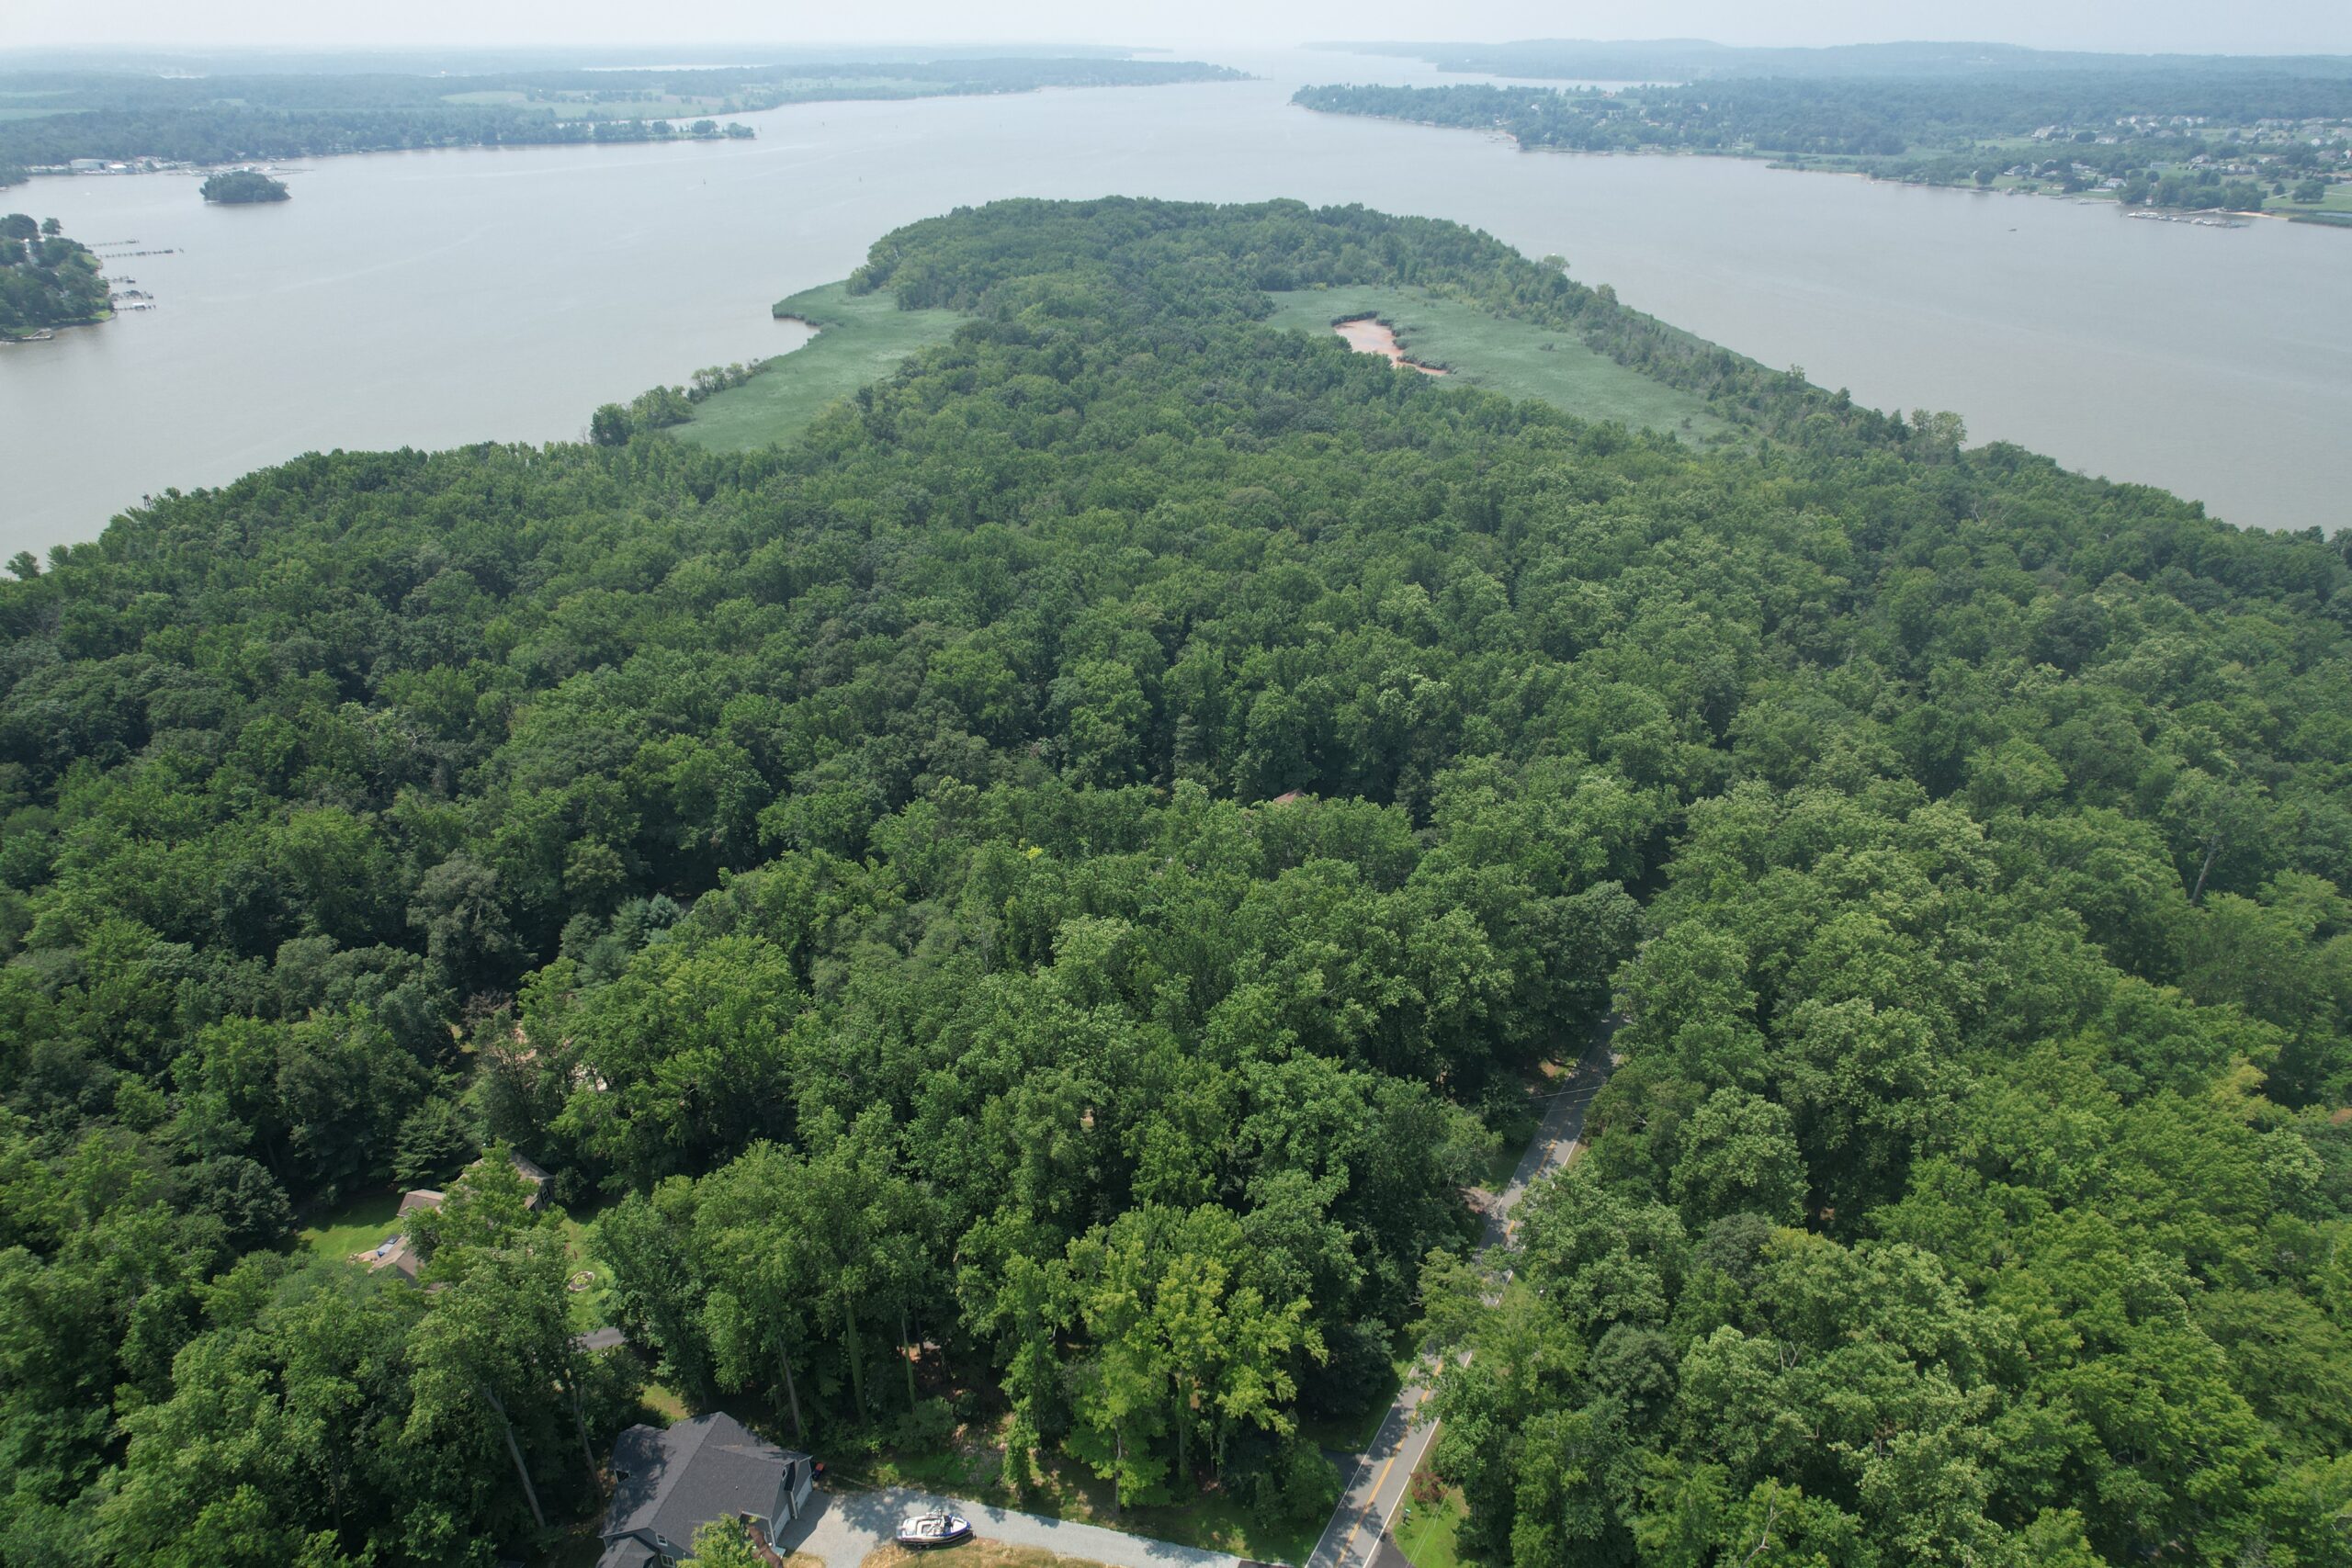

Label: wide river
[4,47,2347,548]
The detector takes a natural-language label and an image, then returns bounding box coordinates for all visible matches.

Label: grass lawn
[864,1547,1106,1568]
[298,1188,402,1264]
[673,281,972,453]
[1394,1480,1482,1568]
[558,1205,622,1336]
[998,1452,1318,1566]
[1261,288,1732,443]
[1480,1129,1532,1193]
[845,1411,1319,1566]
[2269,182,2352,216]
[638,1382,691,1423]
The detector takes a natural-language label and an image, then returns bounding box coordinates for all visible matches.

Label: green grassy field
[836,1408,1322,1565]
[559,1203,627,1336]
[1395,1482,1482,1568]
[2271,181,2352,216]
[298,1188,403,1263]
[1263,288,1732,442]
[673,282,972,452]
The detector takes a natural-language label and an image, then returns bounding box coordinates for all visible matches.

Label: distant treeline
[1,107,748,166]
[1295,75,2352,159]
[1342,37,2352,82]
[0,57,1243,168]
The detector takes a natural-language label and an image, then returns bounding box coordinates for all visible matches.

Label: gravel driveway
[775,1485,1255,1568]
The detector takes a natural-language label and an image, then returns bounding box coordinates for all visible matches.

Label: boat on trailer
[896,1511,973,1549]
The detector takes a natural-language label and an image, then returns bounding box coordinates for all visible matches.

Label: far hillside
[1334,37,2352,80]
[0,55,1246,169]
[1296,69,2352,218]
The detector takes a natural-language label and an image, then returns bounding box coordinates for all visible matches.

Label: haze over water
[3,46,2346,547]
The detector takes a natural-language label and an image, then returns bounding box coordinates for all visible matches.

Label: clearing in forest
[1262,287,1733,442]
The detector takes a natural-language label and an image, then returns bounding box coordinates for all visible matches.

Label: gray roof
[594,1540,656,1568]
[604,1413,807,1549]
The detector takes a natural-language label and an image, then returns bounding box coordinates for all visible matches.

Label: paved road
[776,1485,1254,1568]
[1303,1020,1619,1568]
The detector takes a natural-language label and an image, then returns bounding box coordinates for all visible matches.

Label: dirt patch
[1332,315,1446,376]
[861,1544,1113,1568]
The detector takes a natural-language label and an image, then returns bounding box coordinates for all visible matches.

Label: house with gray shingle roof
[596,1413,815,1568]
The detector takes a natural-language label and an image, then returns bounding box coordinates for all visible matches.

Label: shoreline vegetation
[3,197,2350,1568]
[0,211,109,338]
[669,280,974,451]
[0,56,1245,173]
[586,357,771,446]
[1292,61,2352,222]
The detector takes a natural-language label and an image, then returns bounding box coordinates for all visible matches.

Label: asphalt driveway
[775,1485,1255,1568]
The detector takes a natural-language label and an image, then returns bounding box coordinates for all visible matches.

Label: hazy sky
[5,0,2348,56]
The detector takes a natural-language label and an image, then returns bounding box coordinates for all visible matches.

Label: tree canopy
[198,170,289,205]
[0,213,108,335]
[0,197,2346,1564]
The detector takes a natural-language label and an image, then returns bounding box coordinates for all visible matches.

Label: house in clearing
[596,1413,816,1568]
[356,1150,554,1280]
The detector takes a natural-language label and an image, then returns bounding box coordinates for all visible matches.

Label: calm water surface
[3,47,2346,547]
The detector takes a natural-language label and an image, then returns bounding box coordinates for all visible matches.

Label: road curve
[1303,1018,1619,1568]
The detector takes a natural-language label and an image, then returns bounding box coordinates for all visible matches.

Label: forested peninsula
[1,198,2347,1568]
[0,56,1242,171]
[0,212,108,336]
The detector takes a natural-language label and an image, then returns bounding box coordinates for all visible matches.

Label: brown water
[3,46,2346,547]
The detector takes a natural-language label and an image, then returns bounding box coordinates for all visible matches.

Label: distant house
[596,1414,816,1568]
[362,1232,425,1280]
[358,1151,554,1280]
[505,1151,551,1209]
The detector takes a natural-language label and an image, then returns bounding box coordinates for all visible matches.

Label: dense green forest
[0,212,107,336]
[0,57,1239,168]
[0,197,2347,1568]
